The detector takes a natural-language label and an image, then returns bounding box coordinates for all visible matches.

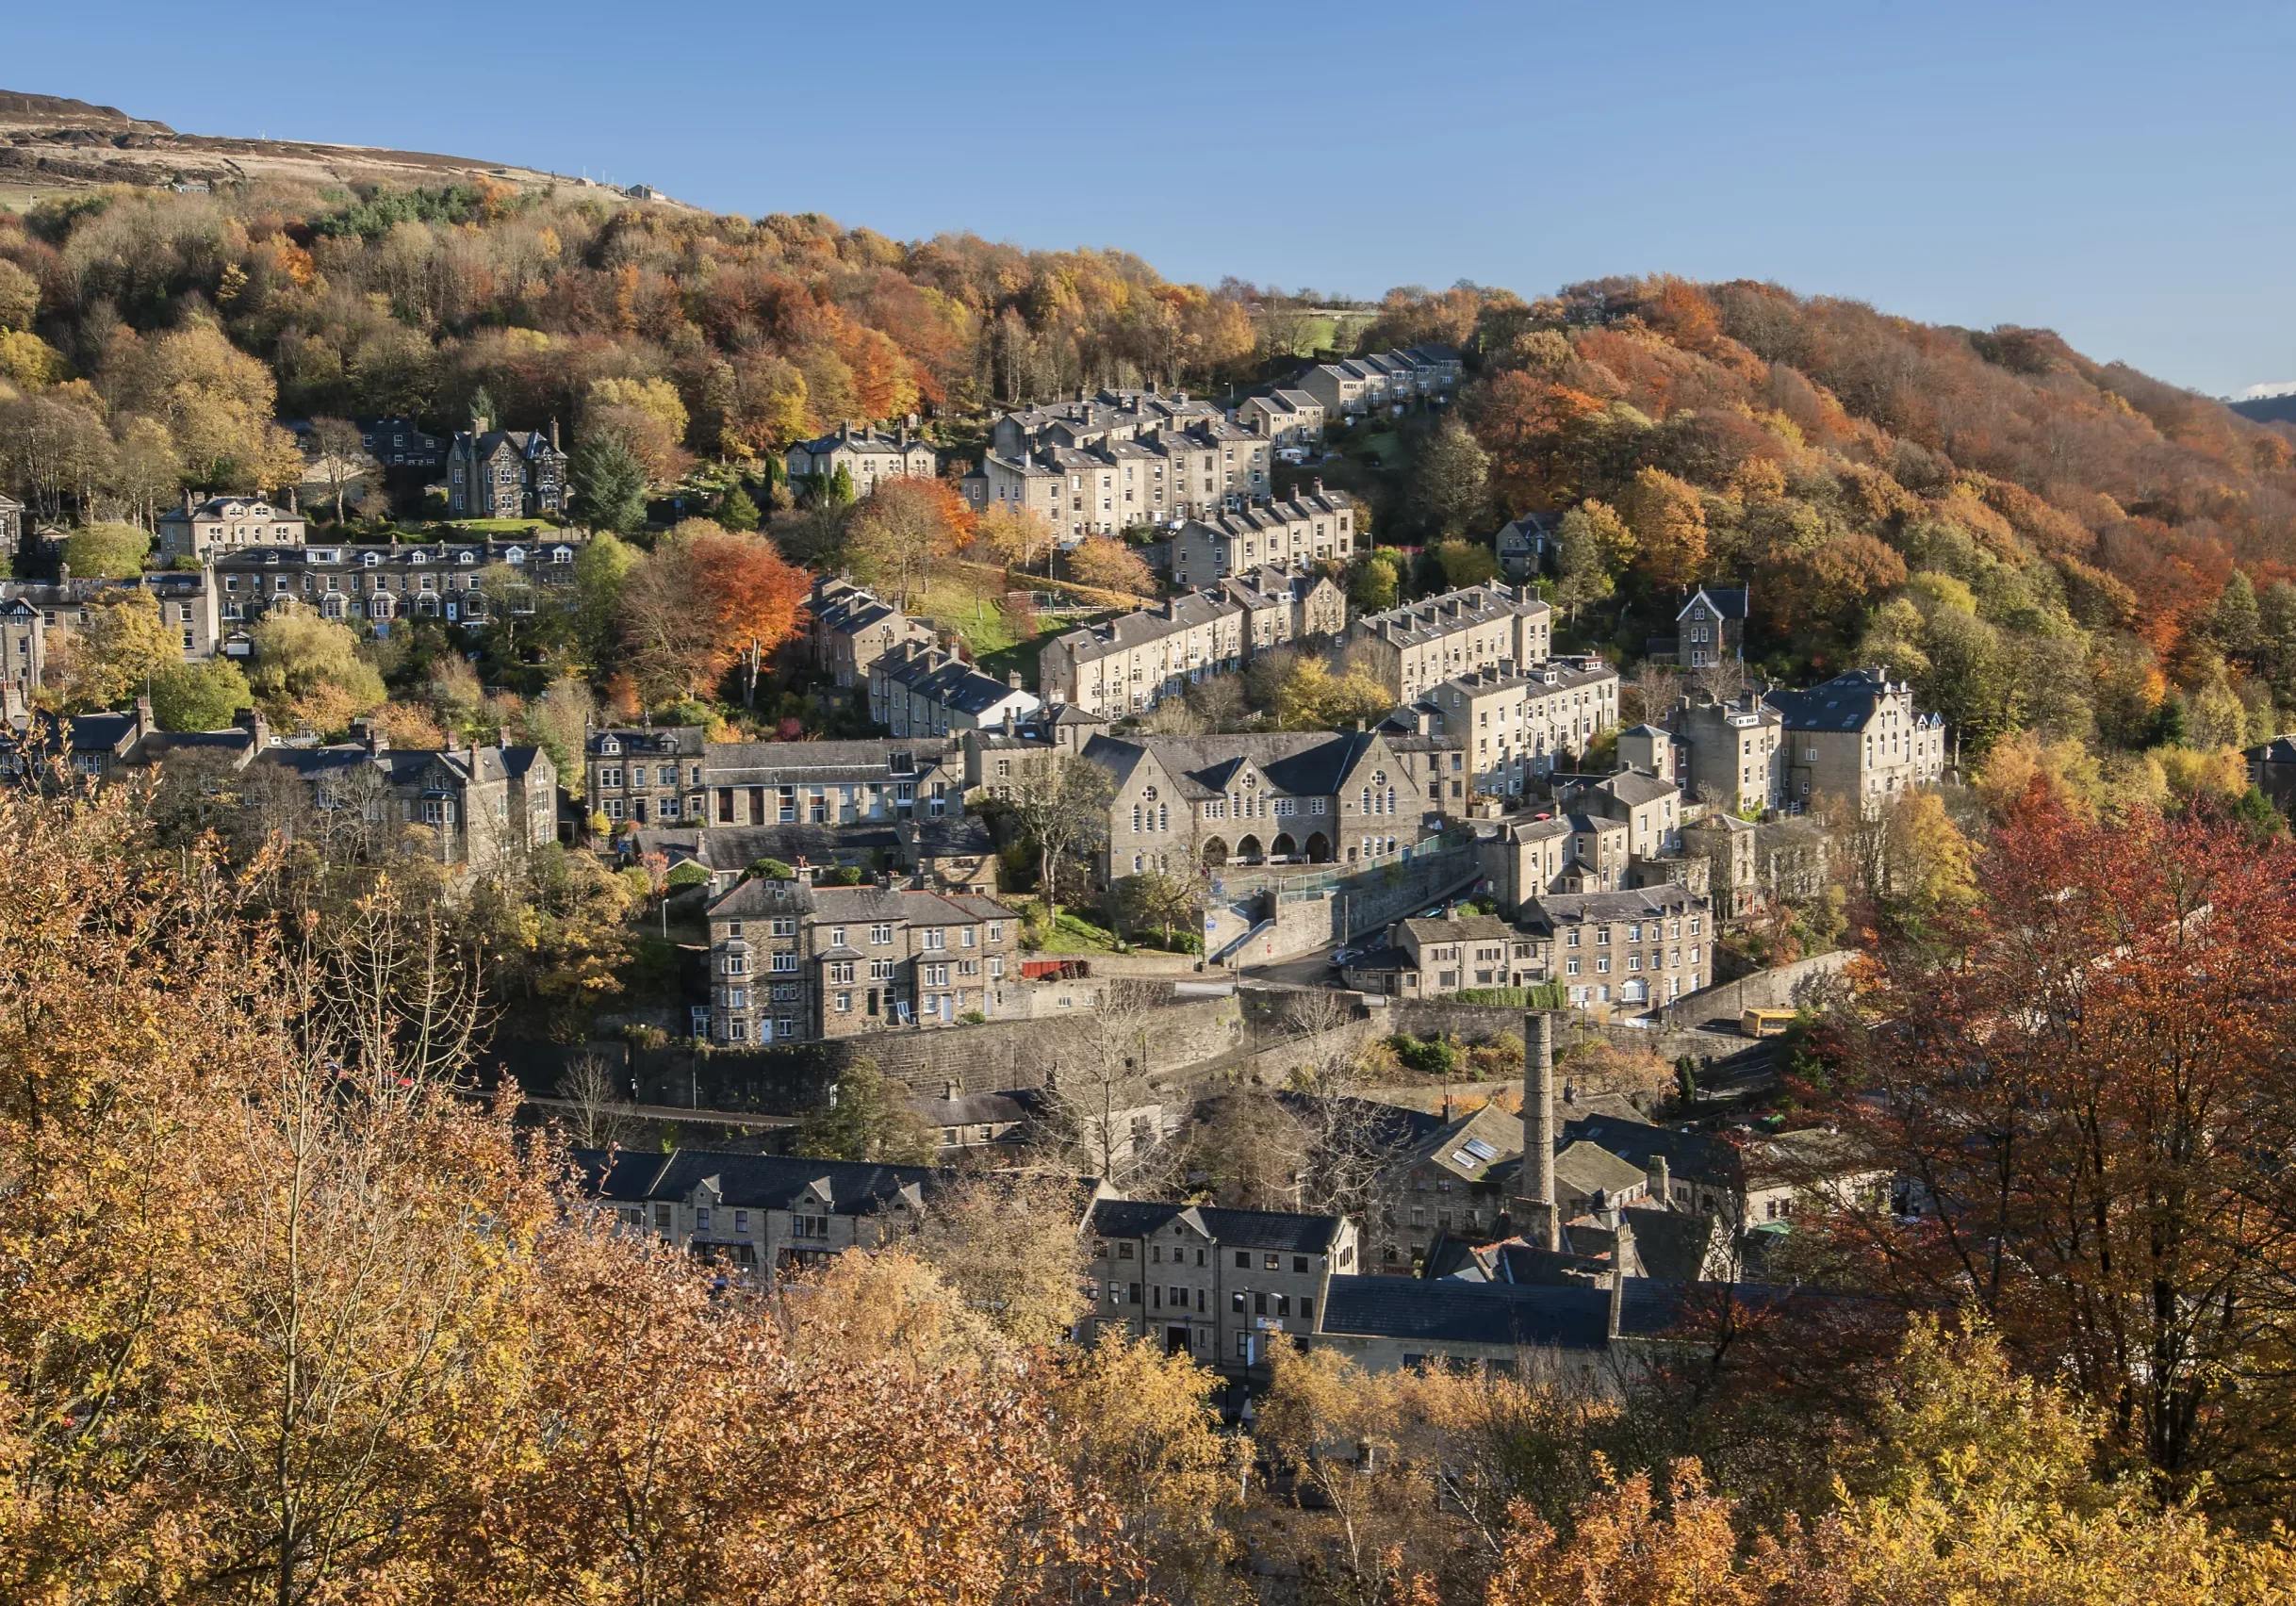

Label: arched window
[1158,805,1168,831]
[1360,787,1370,813]
[1132,803,1142,833]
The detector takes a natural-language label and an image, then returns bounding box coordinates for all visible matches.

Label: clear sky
[11,0,2290,395]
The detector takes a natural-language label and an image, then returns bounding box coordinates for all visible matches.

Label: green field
[911,572,1060,687]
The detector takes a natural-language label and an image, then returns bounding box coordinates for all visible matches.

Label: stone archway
[1304,831,1331,863]
[1201,836,1229,868]
[1271,832,1298,860]
[1236,834,1264,864]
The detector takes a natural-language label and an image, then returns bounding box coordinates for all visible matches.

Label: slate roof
[703,737,953,784]
[1088,1199,1346,1254]
[1049,591,1241,664]
[1320,1275,1693,1350]
[1081,729,1386,802]
[1518,884,1702,933]
[876,649,1032,717]
[590,725,707,758]
[572,1147,945,1215]
[1397,1098,1523,1183]
[1677,586,1749,623]
[1764,668,1911,734]
[1564,1115,1740,1190]
[1554,1139,1652,1203]
[2248,736,2296,766]
[1356,582,1550,647]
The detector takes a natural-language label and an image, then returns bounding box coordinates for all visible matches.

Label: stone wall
[619,991,1248,1108]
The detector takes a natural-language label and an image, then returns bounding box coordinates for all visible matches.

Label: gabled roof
[1319,1275,1687,1348]
[2250,736,2296,766]
[1553,1139,1651,1202]
[1763,668,1911,734]
[1677,586,1749,623]
[1089,1199,1345,1254]
[1564,1114,1740,1189]
[572,1147,945,1215]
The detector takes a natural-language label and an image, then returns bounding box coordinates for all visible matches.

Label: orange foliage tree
[1823,785,2296,1504]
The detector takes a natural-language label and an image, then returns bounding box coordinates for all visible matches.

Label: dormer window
[599,736,621,755]
[409,549,428,565]
[505,547,527,565]
[361,552,380,567]
[457,550,476,565]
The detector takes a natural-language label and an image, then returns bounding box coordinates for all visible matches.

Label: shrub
[824,864,866,886]
[664,861,711,891]
[1386,1033,1457,1075]
[748,858,795,881]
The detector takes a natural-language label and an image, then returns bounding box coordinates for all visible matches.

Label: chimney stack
[1517,1010,1559,1252]
[1608,1214,1636,1338]
[1650,1154,1671,1210]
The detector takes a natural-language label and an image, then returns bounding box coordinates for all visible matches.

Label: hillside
[0,88,620,207]
[0,88,2289,792]
[1352,275,2296,784]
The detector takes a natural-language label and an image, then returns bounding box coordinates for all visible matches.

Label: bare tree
[1691,654,1748,704]
[1267,988,1417,1226]
[557,1047,639,1149]
[1037,980,1178,1193]
[307,417,371,524]
[1002,748,1113,925]
[1625,661,1681,728]
[1185,674,1250,733]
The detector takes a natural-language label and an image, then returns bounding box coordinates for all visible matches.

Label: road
[1240,941,1350,990]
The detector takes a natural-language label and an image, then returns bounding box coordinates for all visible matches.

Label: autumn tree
[619,519,809,706]
[59,588,176,710]
[910,1172,1090,1349]
[305,415,370,521]
[1824,789,2296,1506]
[846,477,969,608]
[1619,466,1708,592]
[1068,533,1157,598]
[975,500,1055,576]
[60,520,149,578]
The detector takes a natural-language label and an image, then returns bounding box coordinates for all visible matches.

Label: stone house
[2247,735,2296,811]
[213,537,581,633]
[868,642,1040,738]
[783,422,938,490]
[1763,668,1945,809]
[1411,657,1621,794]
[1475,811,1633,911]
[254,723,557,870]
[698,736,960,830]
[0,492,23,565]
[575,1147,946,1283]
[1664,689,1784,814]
[804,575,934,689]
[1673,586,1749,668]
[156,493,309,562]
[584,727,707,828]
[1082,728,1436,879]
[1519,885,1713,1012]
[353,417,449,469]
[1553,770,1683,863]
[1088,1199,1359,1371]
[1037,588,1248,715]
[1681,811,1761,919]
[0,595,41,709]
[1493,514,1550,581]
[1238,387,1326,449]
[1615,723,1682,785]
[702,879,1022,1045]
[0,569,223,666]
[444,425,567,518]
[1342,912,1547,999]
[1164,483,1356,586]
[1347,583,1557,703]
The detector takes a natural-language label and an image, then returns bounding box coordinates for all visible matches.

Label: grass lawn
[443,517,557,534]
[1027,904,1123,956]
[912,571,1051,688]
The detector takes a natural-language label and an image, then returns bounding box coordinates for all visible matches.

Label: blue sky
[13,0,2290,394]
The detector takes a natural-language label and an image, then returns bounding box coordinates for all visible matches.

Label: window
[695,1208,711,1231]
[1230,1290,1246,1312]
[834,991,852,1013]
[1263,1253,1279,1270]
[871,924,894,944]
[1234,1251,1250,1269]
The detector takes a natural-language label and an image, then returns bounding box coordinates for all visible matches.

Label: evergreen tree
[1553,504,1620,623]
[2210,569,2260,664]
[718,481,761,532]
[827,463,856,507]
[791,1057,936,1165]
[2255,580,2296,706]
[1415,418,1490,540]
[467,385,497,434]
[570,435,648,534]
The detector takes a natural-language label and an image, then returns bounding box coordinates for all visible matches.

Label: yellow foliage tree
[1620,466,1708,592]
